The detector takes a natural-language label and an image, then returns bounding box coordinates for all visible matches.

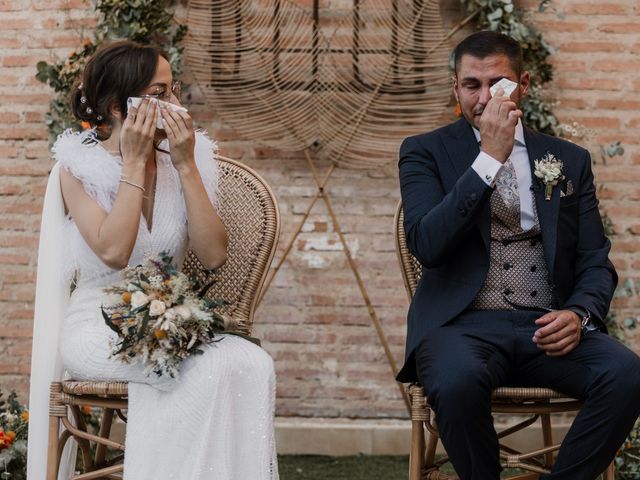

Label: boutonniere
[534,153,565,201]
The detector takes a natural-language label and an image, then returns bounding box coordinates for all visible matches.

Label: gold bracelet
[119,178,146,193]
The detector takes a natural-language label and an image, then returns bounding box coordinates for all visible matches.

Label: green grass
[277,455,530,479]
[278,455,409,479]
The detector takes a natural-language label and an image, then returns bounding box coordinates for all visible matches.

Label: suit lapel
[442,118,481,177]
[442,119,491,251]
[524,127,558,274]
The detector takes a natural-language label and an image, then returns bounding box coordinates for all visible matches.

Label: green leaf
[101,307,121,333]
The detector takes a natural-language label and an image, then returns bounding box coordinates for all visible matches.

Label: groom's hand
[533,310,582,356]
[477,87,522,164]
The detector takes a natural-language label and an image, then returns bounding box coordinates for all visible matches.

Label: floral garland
[35,0,186,144]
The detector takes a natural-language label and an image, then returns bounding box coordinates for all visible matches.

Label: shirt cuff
[472,151,503,187]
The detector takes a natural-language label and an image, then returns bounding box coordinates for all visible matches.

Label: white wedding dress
[27,129,279,480]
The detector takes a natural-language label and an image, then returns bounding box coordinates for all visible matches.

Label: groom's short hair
[453,31,524,76]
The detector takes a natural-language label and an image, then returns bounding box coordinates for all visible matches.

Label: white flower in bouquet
[149,299,167,317]
[131,291,150,309]
[173,305,192,320]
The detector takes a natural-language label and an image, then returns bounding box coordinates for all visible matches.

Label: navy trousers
[414,309,640,480]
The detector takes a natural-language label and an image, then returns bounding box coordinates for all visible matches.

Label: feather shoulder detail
[52,129,122,212]
[194,129,220,209]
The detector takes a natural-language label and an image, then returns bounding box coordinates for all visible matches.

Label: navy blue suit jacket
[397,118,617,382]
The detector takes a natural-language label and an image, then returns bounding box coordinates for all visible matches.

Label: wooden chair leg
[95,408,115,466]
[602,461,615,480]
[424,428,438,467]
[540,413,554,468]
[47,414,62,480]
[47,382,66,480]
[409,418,426,480]
[70,405,94,472]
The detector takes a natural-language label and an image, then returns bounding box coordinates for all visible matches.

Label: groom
[398,30,640,479]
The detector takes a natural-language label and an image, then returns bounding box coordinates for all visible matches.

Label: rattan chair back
[184,155,280,335]
[394,201,422,301]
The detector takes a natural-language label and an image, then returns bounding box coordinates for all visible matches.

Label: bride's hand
[160,105,196,172]
[120,98,157,168]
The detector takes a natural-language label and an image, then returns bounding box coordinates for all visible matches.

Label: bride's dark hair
[71,41,167,140]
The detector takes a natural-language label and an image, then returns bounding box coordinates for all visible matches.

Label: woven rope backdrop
[184,0,473,410]
[185,0,453,169]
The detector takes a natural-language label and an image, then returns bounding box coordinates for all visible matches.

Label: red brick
[1,55,45,68]
[0,18,32,30]
[24,111,45,123]
[0,38,21,49]
[0,234,38,247]
[558,41,624,53]
[32,0,89,10]
[2,94,53,105]
[595,99,640,110]
[0,185,23,195]
[556,77,624,91]
[0,201,43,214]
[538,21,588,33]
[564,116,621,129]
[0,164,50,177]
[0,112,19,123]
[598,22,640,34]
[0,0,29,11]
[0,127,47,140]
[0,328,33,338]
[0,145,18,157]
[564,4,631,15]
[593,60,640,73]
[0,254,30,265]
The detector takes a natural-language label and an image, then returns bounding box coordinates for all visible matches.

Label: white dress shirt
[470,120,535,231]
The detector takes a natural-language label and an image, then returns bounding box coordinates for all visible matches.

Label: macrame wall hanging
[185,0,478,410]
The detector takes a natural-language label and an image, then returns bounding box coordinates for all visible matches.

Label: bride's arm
[160,106,228,269]
[60,99,158,270]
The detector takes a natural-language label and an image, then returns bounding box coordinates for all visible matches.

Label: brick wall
[1,0,639,420]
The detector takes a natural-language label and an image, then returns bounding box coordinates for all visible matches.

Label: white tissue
[127,97,188,130]
[490,78,518,98]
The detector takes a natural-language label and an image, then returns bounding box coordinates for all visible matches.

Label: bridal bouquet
[102,252,228,378]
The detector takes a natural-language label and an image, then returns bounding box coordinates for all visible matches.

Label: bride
[27,41,279,479]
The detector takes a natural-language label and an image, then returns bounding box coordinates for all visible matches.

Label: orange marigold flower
[0,430,13,449]
[80,121,91,130]
[154,329,168,340]
[6,431,16,441]
[122,291,132,304]
[82,405,92,415]
[21,411,29,422]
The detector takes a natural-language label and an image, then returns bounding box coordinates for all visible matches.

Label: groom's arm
[561,149,618,324]
[399,134,492,268]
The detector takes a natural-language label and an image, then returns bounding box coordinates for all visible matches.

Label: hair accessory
[78,83,83,90]
[80,96,87,104]
[96,115,103,121]
[86,107,93,114]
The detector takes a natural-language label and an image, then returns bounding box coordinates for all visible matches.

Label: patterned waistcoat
[469,186,554,311]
